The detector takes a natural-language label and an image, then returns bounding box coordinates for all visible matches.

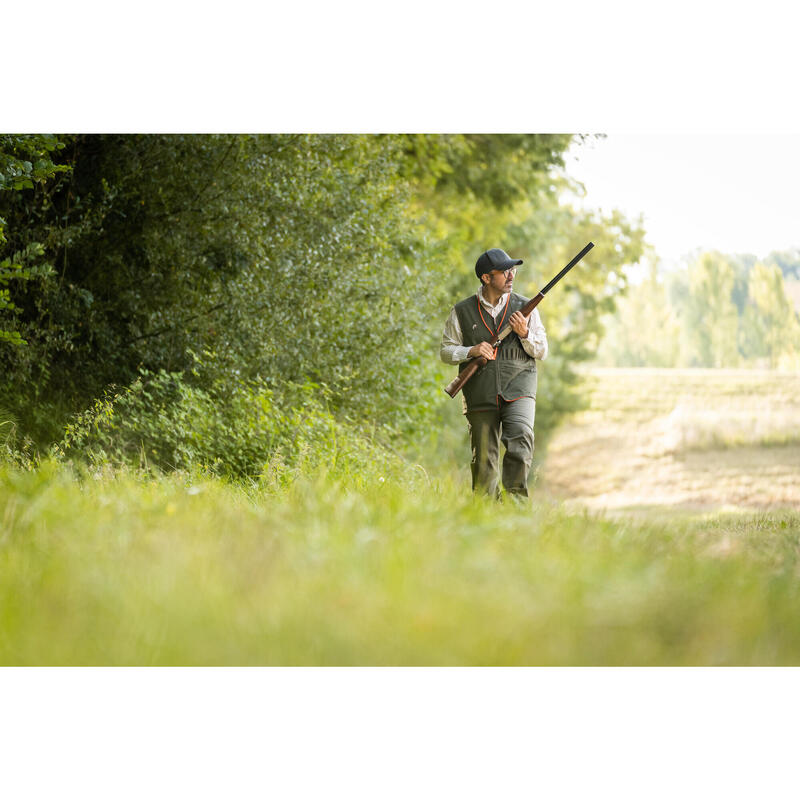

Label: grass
[2,460,800,665]
[3,367,798,665]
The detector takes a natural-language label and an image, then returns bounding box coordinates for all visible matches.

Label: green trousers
[465,397,535,498]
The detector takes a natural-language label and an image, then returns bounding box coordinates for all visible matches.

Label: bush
[55,369,411,487]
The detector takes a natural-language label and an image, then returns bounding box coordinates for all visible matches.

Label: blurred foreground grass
[2,461,800,665]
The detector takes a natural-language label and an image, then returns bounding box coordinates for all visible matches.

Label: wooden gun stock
[444,356,488,398]
[443,242,594,399]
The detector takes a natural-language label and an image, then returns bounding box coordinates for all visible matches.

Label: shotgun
[444,242,595,398]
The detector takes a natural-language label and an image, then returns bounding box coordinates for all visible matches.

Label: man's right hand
[468,342,495,360]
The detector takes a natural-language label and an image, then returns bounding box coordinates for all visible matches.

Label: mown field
[2,368,800,665]
[540,368,800,512]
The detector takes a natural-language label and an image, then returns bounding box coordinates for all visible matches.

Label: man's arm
[440,307,472,364]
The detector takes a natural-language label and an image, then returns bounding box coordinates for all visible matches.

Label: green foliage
[0,133,646,471]
[0,134,443,445]
[401,134,576,210]
[400,134,579,294]
[0,135,69,347]
[55,367,408,486]
[765,247,800,280]
[0,134,68,194]
[0,405,16,450]
[682,252,740,367]
[741,262,800,367]
[596,259,680,367]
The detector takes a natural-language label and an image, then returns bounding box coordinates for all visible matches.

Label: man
[440,247,548,499]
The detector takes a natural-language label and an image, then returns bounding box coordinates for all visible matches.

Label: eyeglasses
[492,267,517,277]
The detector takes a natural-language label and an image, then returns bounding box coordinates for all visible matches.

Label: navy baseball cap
[475,248,523,279]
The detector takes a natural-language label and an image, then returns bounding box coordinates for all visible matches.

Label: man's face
[483,267,516,294]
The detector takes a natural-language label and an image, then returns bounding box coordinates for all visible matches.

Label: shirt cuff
[450,345,471,363]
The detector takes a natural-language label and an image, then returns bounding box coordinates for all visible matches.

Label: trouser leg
[499,397,535,497]
[465,409,501,497]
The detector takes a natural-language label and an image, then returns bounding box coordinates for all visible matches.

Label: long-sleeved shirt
[440,287,548,365]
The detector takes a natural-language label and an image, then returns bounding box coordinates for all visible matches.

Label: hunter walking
[440,248,547,499]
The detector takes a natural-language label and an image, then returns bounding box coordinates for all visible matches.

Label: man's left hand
[509,311,529,338]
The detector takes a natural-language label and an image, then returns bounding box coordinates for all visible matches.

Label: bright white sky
[563,134,800,270]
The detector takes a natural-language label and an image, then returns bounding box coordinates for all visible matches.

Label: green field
[2,368,799,665]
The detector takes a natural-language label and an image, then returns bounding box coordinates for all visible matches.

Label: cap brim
[476,258,523,277]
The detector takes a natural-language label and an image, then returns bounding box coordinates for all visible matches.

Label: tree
[680,251,740,367]
[765,248,800,280]
[742,261,800,367]
[597,255,680,367]
[0,135,69,346]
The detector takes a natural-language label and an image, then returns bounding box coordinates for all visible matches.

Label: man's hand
[468,341,495,360]
[509,311,529,338]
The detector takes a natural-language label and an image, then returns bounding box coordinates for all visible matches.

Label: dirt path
[538,368,800,512]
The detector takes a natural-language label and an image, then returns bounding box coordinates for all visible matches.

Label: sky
[563,134,800,271]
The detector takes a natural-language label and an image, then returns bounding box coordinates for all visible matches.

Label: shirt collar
[476,286,510,313]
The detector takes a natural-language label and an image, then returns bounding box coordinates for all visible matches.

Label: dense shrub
[56,369,410,487]
[0,134,442,447]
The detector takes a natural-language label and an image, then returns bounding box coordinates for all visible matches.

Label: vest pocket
[498,359,537,399]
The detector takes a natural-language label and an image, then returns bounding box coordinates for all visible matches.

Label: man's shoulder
[453,294,478,313]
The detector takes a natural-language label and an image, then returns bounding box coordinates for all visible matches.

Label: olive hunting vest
[454,292,538,413]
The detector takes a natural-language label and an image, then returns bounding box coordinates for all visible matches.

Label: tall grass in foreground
[2,461,799,665]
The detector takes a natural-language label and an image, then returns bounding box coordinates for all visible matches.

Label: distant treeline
[597,249,800,370]
[1,134,644,472]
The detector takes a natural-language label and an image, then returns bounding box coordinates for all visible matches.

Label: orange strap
[477,294,510,336]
